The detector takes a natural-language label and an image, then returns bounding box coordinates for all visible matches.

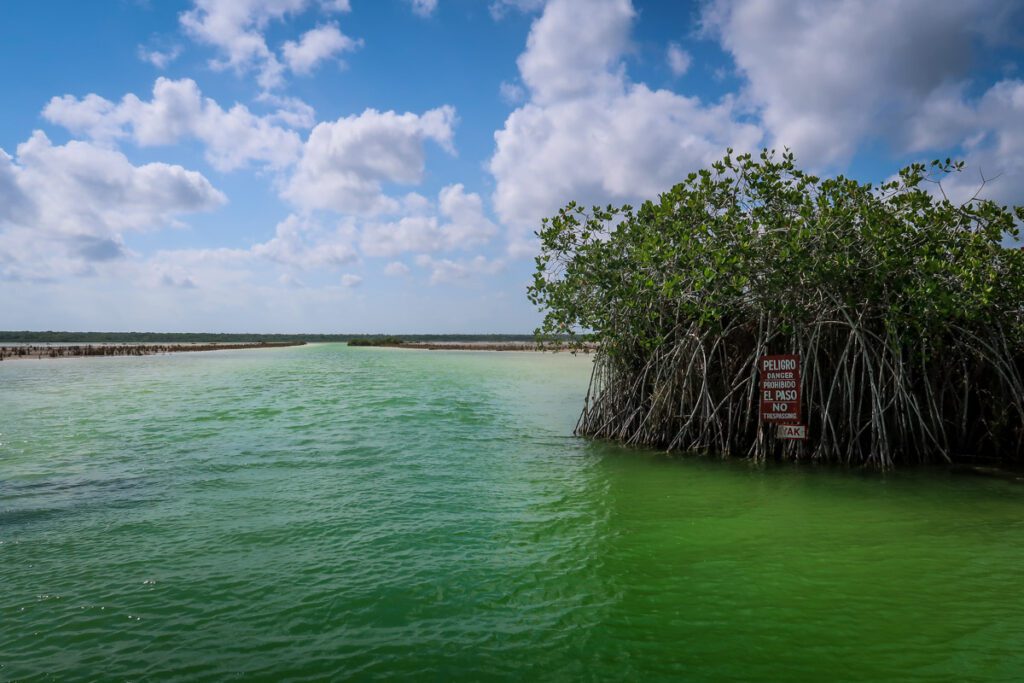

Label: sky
[1,0,1022,333]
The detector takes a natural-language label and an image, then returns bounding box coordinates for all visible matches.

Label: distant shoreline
[0,331,547,345]
[0,341,305,362]
[350,340,595,352]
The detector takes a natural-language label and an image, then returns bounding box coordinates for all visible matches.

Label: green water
[2,344,1023,681]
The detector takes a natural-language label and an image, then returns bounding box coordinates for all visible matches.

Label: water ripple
[2,345,1024,680]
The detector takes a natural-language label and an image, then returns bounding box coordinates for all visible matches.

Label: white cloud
[144,178,494,279]
[180,0,302,89]
[283,106,457,214]
[282,23,361,74]
[0,149,33,226]
[360,184,497,257]
[490,0,762,252]
[43,93,128,143]
[12,131,225,238]
[44,77,304,171]
[517,0,634,105]
[138,45,183,69]
[138,211,361,293]
[666,42,690,76]
[361,216,442,257]
[0,131,225,281]
[179,0,354,89]
[257,93,317,129]
[134,245,274,295]
[340,273,363,287]
[251,213,358,269]
[409,0,438,17]
[438,183,498,247]
[384,261,410,276]
[702,0,1015,167]
[415,254,505,285]
[400,192,433,215]
[907,79,1024,206]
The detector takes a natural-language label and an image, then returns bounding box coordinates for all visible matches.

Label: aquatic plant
[529,150,1024,467]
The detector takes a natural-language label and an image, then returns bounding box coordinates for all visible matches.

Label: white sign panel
[777,424,807,440]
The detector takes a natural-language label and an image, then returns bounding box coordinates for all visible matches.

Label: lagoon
[2,343,1024,680]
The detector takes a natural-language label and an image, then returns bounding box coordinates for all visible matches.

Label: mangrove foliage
[529,150,1024,468]
[347,337,406,347]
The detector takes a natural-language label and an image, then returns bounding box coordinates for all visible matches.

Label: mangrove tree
[529,150,1024,468]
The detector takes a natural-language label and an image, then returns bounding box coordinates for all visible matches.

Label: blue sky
[1,0,1022,333]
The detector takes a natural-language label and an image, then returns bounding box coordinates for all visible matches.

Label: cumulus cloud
[360,184,497,257]
[702,0,1017,167]
[0,149,34,226]
[516,0,634,104]
[282,106,457,214]
[281,23,361,74]
[180,0,303,89]
[0,131,225,280]
[340,273,363,287]
[438,184,499,247]
[180,0,354,89]
[251,213,358,269]
[13,132,225,237]
[44,77,304,171]
[257,92,317,129]
[43,93,128,143]
[907,79,1024,206]
[148,182,499,288]
[142,212,361,292]
[490,0,762,253]
[361,216,441,257]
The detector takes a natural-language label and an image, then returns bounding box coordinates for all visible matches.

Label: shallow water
[2,343,1023,680]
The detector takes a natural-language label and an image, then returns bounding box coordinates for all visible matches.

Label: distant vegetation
[0,342,302,361]
[0,332,542,344]
[347,337,405,347]
[530,149,1024,468]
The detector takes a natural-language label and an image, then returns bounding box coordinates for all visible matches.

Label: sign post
[758,354,805,438]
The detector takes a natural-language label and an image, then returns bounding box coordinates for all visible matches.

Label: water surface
[2,344,1023,680]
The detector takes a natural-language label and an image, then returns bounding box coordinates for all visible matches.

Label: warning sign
[759,354,801,423]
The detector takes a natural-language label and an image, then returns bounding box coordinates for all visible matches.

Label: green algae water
[2,344,1024,681]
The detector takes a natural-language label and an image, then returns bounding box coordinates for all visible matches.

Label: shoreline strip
[0,341,305,361]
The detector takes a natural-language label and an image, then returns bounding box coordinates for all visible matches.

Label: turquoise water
[2,343,1024,680]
